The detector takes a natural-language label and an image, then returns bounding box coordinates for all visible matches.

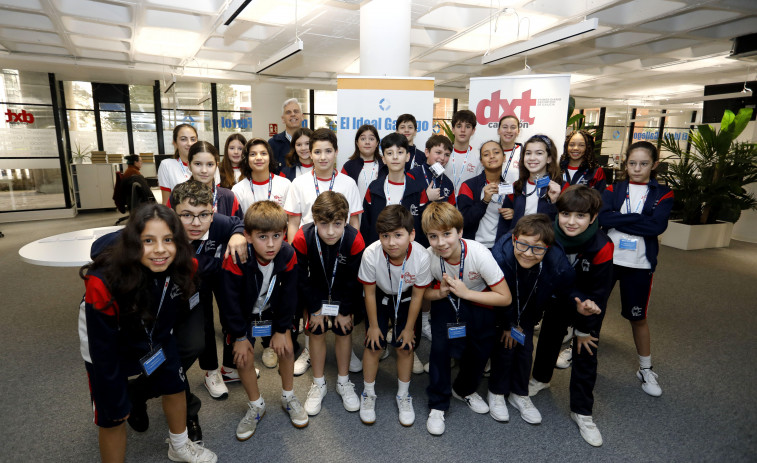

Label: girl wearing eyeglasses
[599,141,673,398]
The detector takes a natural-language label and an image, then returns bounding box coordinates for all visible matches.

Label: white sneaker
[203,370,229,400]
[236,401,265,441]
[380,346,390,360]
[487,391,509,422]
[304,382,326,416]
[412,352,424,374]
[262,347,278,368]
[359,392,377,424]
[423,362,430,374]
[281,395,308,428]
[396,394,415,426]
[556,347,573,369]
[221,366,240,383]
[336,380,360,412]
[293,348,311,376]
[563,326,575,344]
[452,390,489,414]
[637,368,662,397]
[528,378,551,397]
[167,439,217,463]
[422,320,432,341]
[426,409,445,435]
[508,393,542,424]
[483,358,491,377]
[571,412,603,447]
[349,349,363,373]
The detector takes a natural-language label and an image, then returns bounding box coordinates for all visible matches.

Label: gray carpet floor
[1,210,756,462]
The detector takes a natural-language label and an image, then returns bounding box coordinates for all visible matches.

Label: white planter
[660,220,734,250]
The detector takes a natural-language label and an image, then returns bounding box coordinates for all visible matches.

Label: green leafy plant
[436,119,454,142]
[70,141,92,163]
[660,108,757,224]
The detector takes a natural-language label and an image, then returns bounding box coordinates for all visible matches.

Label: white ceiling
[0,0,755,104]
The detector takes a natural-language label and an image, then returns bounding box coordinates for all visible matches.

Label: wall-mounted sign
[269,123,278,137]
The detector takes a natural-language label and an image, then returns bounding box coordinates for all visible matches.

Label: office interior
[0,0,756,461]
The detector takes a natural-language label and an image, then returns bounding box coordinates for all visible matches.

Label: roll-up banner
[336,76,435,169]
[468,74,571,157]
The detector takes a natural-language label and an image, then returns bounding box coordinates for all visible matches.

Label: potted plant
[70,141,92,164]
[659,108,757,250]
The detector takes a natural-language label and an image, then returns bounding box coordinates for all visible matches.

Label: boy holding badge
[218,201,308,440]
[422,202,512,436]
[357,205,432,427]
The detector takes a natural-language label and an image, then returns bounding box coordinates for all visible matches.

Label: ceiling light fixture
[482,18,598,65]
[221,0,253,26]
[256,39,304,74]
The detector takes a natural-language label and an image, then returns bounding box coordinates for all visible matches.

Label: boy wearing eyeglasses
[489,214,600,426]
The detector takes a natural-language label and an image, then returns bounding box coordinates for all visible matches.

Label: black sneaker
[127,401,149,432]
[187,416,203,442]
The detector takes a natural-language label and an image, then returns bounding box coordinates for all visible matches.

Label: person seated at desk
[122,155,154,211]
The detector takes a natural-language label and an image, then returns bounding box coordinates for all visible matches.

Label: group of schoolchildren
[79,108,674,463]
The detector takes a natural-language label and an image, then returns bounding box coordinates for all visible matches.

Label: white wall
[251,82,287,140]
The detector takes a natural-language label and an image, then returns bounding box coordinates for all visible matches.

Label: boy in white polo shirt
[357,205,432,427]
[284,128,362,242]
[422,201,512,436]
[446,110,480,196]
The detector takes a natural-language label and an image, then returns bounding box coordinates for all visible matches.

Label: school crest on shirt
[442,188,451,198]
[337,254,348,264]
[631,306,643,317]
[273,194,283,205]
[402,272,416,285]
[582,259,590,272]
[170,284,182,299]
[204,240,217,253]
[409,204,419,216]
[466,164,476,173]
[468,271,481,281]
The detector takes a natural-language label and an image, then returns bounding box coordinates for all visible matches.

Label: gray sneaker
[282,394,309,428]
[236,401,265,441]
[167,439,217,463]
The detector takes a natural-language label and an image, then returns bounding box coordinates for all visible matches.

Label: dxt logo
[475,89,536,125]
[5,109,35,124]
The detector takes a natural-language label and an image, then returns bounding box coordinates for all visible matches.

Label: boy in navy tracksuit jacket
[361,133,428,246]
[529,185,614,447]
[217,200,309,439]
[488,215,580,425]
[292,191,366,416]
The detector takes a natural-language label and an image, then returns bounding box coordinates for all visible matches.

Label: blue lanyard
[313,170,336,196]
[439,240,465,321]
[502,146,517,180]
[142,277,170,349]
[178,159,190,179]
[385,247,410,330]
[452,147,470,191]
[314,227,344,303]
[195,240,205,255]
[523,181,544,198]
[250,173,273,202]
[625,184,649,214]
[421,165,438,188]
[563,169,585,186]
[211,185,218,212]
[514,262,541,328]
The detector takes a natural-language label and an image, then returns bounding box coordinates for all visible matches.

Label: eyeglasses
[513,238,548,256]
[178,211,213,224]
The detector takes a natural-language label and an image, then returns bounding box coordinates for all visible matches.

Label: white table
[19,225,123,267]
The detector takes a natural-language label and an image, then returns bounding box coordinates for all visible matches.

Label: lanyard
[502,146,517,180]
[421,165,438,188]
[142,277,170,349]
[178,159,190,179]
[195,240,205,255]
[313,170,336,196]
[385,247,410,331]
[253,269,277,313]
[625,184,649,214]
[439,240,465,321]
[250,174,273,202]
[452,147,470,191]
[514,262,541,328]
[361,161,377,189]
[314,227,344,303]
[211,185,218,212]
[563,169,585,186]
[523,181,544,198]
[384,177,405,205]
